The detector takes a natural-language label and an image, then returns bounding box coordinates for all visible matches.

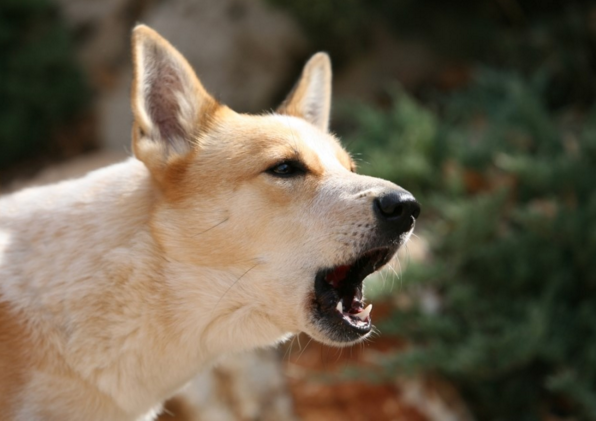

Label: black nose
[374,190,420,230]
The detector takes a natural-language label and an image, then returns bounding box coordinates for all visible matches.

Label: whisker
[394,255,404,292]
[335,347,344,364]
[192,217,229,238]
[296,337,314,362]
[161,407,174,417]
[384,263,399,293]
[210,262,260,315]
[283,336,296,361]
[387,260,399,278]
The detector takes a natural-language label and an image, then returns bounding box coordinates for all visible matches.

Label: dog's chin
[306,244,400,346]
[303,325,372,348]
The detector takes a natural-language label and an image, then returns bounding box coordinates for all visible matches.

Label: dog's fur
[0,26,416,420]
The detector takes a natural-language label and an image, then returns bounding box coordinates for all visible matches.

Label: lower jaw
[309,314,372,345]
[311,327,372,347]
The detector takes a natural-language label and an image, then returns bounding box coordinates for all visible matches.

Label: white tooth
[354,304,372,321]
[336,301,343,313]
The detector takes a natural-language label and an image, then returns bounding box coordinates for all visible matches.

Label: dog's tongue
[325,264,350,288]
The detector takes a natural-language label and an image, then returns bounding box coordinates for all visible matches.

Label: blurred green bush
[0,0,89,169]
[341,73,596,420]
[269,0,596,107]
[273,1,596,418]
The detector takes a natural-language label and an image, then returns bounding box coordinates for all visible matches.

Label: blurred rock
[143,0,306,112]
[159,349,297,421]
[57,0,307,150]
[396,376,474,421]
[55,0,152,88]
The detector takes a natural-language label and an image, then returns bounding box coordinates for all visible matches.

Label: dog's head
[131,26,419,347]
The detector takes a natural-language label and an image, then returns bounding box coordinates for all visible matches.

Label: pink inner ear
[145,45,185,144]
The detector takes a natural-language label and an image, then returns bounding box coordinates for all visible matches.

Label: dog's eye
[267,161,305,178]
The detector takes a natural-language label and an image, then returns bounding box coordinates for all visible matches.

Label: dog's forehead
[252,114,352,172]
[198,111,354,178]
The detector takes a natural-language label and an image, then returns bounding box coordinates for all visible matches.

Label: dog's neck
[87,160,292,415]
[0,158,291,419]
[108,262,290,416]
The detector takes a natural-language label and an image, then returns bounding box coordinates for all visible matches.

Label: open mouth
[312,247,396,343]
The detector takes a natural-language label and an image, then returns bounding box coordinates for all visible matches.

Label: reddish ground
[282,302,428,421]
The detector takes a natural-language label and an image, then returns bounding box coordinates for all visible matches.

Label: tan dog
[0,25,419,421]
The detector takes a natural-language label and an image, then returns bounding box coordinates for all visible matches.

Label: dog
[0,25,420,421]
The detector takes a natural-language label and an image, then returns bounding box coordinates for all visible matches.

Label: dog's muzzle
[309,188,420,345]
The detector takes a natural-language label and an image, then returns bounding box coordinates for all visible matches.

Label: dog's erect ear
[131,25,218,169]
[277,52,332,132]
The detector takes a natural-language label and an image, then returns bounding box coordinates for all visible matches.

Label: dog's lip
[312,246,396,340]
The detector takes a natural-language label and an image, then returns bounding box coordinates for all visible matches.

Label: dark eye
[267,160,305,178]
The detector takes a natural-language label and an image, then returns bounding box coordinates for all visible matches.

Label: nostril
[375,196,400,218]
[411,203,421,220]
[374,192,421,222]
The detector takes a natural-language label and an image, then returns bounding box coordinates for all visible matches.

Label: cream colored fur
[0,25,411,420]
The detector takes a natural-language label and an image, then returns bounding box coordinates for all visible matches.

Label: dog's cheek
[247,265,313,331]
[230,182,313,245]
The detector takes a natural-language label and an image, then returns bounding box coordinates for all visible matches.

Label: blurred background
[1,0,595,420]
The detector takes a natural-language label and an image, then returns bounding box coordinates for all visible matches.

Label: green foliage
[0,0,89,168]
[341,73,596,420]
[273,0,596,417]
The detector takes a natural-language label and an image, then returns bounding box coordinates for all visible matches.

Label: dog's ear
[131,25,219,172]
[277,52,332,132]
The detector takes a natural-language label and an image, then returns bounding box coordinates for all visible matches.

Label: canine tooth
[354,304,372,321]
[336,301,343,313]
